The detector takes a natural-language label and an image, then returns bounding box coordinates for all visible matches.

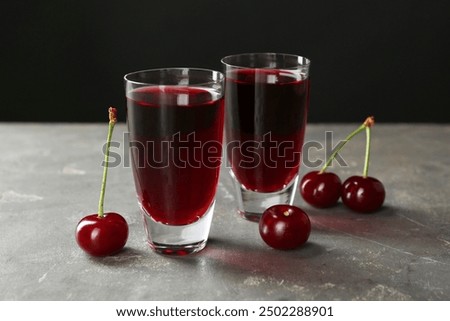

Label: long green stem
[363,125,371,177]
[98,107,117,218]
[319,124,364,174]
[319,116,375,174]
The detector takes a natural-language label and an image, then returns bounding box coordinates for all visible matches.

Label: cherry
[342,176,385,213]
[76,212,128,256]
[259,205,311,250]
[300,171,342,208]
[341,116,385,213]
[75,107,128,256]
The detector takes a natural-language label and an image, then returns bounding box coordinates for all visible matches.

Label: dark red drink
[225,69,309,192]
[127,86,224,225]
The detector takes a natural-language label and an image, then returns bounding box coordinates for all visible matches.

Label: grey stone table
[1,123,449,301]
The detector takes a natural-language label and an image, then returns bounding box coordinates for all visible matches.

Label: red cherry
[259,205,311,250]
[75,108,129,256]
[76,212,129,256]
[342,176,385,213]
[300,171,342,208]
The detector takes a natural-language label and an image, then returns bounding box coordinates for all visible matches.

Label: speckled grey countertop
[1,123,449,300]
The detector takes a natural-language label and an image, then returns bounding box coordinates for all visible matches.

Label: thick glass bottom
[230,170,299,222]
[140,200,215,255]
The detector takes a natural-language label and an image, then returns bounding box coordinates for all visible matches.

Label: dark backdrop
[2,0,449,123]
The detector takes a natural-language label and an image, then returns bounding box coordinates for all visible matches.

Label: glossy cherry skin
[259,205,311,250]
[300,171,342,208]
[75,212,128,256]
[342,176,385,213]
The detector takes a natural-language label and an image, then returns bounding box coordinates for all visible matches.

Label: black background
[2,0,449,123]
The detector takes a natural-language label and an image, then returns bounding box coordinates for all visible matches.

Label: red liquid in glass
[225,69,309,192]
[127,86,224,225]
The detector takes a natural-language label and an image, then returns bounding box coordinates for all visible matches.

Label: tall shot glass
[221,53,311,221]
[124,68,225,255]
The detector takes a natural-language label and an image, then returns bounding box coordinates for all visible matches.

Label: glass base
[140,201,215,255]
[230,171,299,222]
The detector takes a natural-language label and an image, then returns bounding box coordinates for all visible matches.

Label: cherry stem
[98,107,117,218]
[363,125,371,178]
[319,116,374,174]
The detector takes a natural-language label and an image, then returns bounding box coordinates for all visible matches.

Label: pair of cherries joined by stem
[300,116,385,213]
[75,108,129,256]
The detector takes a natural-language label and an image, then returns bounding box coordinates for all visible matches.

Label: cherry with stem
[75,107,129,256]
[342,117,386,213]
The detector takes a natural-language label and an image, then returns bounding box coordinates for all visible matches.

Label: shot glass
[124,68,225,255]
[221,53,311,221]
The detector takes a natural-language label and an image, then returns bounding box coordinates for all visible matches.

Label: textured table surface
[1,123,449,301]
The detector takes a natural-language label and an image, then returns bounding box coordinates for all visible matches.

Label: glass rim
[221,52,311,70]
[124,67,224,87]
